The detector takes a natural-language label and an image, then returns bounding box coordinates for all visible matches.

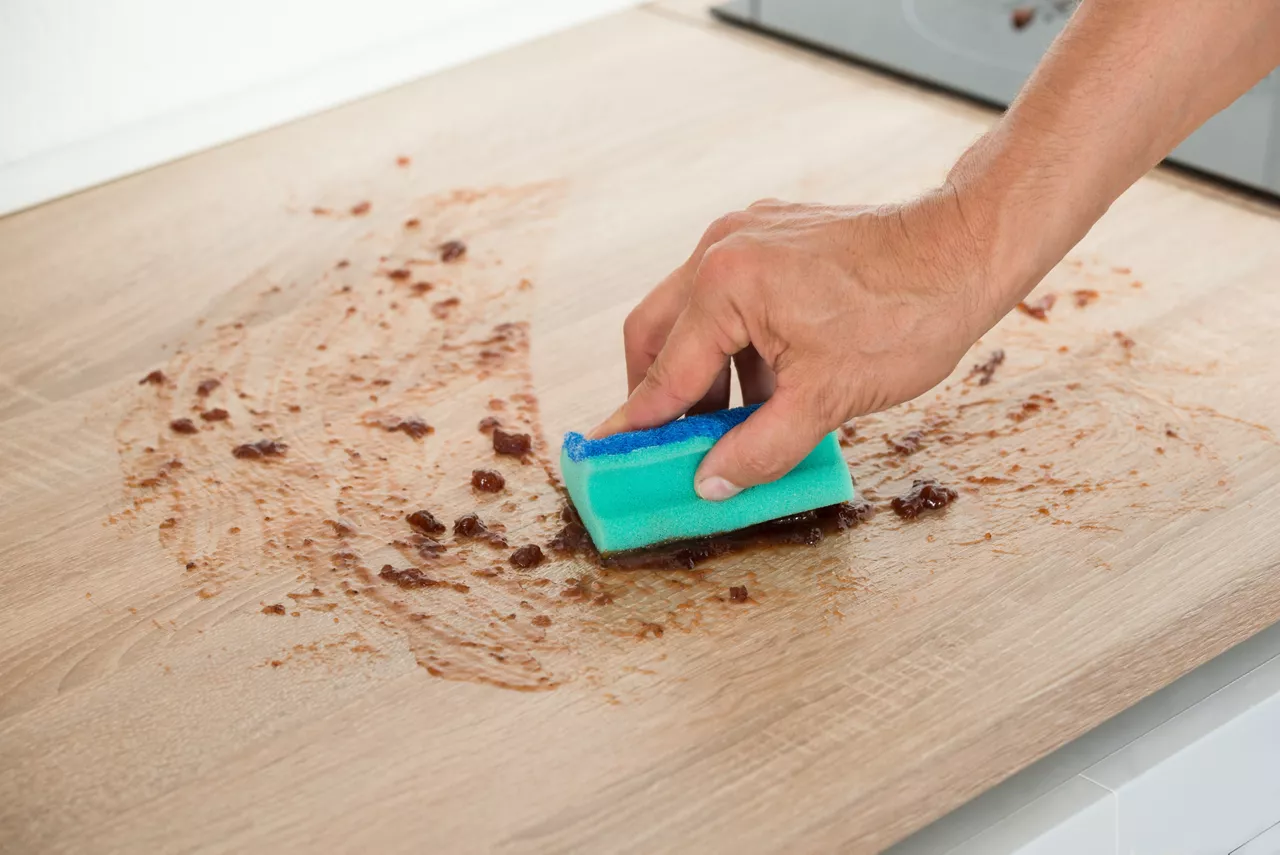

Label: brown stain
[112,223,1263,695]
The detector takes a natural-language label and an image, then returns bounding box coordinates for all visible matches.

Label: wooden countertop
[4,5,1280,852]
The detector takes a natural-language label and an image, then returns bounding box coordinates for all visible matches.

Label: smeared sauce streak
[548,500,874,571]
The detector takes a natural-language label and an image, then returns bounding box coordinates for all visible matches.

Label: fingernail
[696,476,741,502]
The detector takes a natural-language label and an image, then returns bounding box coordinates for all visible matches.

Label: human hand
[589,189,1013,501]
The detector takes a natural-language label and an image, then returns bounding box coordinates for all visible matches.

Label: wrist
[944,121,1108,326]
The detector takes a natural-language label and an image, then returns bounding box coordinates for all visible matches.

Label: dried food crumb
[1016,294,1056,321]
[471,469,505,492]
[406,510,446,535]
[439,240,467,262]
[493,428,531,457]
[509,544,544,569]
[169,418,198,435]
[890,479,958,519]
[232,439,287,459]
[728,585,749,603]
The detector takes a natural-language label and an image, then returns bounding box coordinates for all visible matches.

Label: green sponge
[561,405,855,554]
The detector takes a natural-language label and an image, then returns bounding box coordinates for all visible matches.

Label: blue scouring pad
[561,405,855,554]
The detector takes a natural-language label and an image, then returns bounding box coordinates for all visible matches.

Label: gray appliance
[713,0,1280,196]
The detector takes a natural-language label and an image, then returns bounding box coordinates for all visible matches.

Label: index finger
[590,298,732,438]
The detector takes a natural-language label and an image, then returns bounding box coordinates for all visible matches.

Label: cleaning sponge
[561,405,855,554]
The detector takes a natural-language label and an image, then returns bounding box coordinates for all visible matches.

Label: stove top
[714,0,1280,196]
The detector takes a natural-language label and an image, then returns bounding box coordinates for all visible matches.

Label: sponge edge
[561,406,855,554]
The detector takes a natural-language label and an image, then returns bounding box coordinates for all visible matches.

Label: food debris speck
[890,479,959,519]
[379,564,439,589]
[1073,289,1100,308]
[493,428,532,457]
[406,510,446,536]
[471,469,505,492]
[1016,293,1056,321]
[887,430,924,455]
[196,379,220,396]
[431,297,461,319]
[404,218,420,229]
[232,439,287,460]
[728,585,749,603]
[478,416,500,433]
[396,156,411,167]
[1011,6,1034,29]
[532,615,552,627]
[509,544,544,569]
[169,418,198,435]
[968,349,1005,386]
[386,417,433,439]
[439,240,467,262]
[350,201,371,216]
[200,408,230,422]
[262,604,286,615]
[140,370,167,386]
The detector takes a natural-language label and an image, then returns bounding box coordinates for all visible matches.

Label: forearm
[950,0,1280,322]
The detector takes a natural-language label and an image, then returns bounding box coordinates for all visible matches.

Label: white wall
[0,0,635,216]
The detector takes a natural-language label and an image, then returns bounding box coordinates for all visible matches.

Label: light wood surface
[4,6,1280,853]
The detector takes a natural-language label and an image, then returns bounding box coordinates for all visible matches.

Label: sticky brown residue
[493,428,531,457]
[1073,289,1100,308]
[196,379,221,396]
[439,240,467,262]
[232,439,287,459]
[1016,294,1057,321]
[510,544,544,569]
[406,510,446,536]
[200,408,230,422]
[968,350,1005,386]
[886,430,924,455]
[169,418,198,435]
[471,469,505,493]
[119,185,1215,699]
[890,479,958,519]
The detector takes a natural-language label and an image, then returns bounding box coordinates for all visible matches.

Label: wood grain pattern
[3,7,1280,853]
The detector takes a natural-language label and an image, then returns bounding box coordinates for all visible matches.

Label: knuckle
[697,241,751,287]
[705,211,748,242]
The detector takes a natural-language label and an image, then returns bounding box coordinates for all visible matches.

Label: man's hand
[590,0,1280,501]
[590,190,1003,501]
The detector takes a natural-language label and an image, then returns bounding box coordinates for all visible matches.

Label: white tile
[948,776,1116,855]
[1235,821,1280,855]
[1085,654,1280,855]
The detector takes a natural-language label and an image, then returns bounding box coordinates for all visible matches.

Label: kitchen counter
[3,4,1280,852]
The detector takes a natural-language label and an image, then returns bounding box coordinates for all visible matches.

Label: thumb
[694,388,831,501]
